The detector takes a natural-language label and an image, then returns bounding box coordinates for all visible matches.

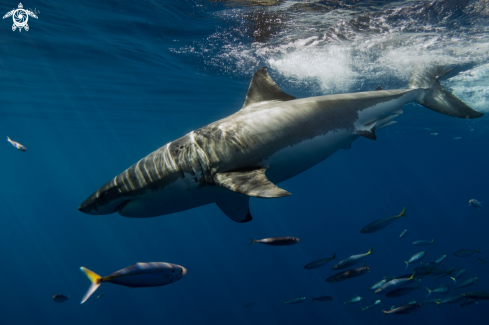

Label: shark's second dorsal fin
[241,67,296,109]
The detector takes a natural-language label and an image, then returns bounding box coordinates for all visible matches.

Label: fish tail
[283,301,287,305]
[398,207,407,218]
[426,287,431,297]
[408,66,483,119]
[432,238,435,245]
[249,238,257,245]
[404,261,409,270]
[416,283,420,291]
[311,297,315,302]
[332,252,336,260]
[459,303,464,309]
[450,277,456,284]
[382,310,388,318]
[6,136,10,142]
[367,246,373,255]
[477,247,481,253]
[362,307,365,312]
[80,267,102,304]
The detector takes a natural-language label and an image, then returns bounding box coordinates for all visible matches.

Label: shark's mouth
[115,199,130,213]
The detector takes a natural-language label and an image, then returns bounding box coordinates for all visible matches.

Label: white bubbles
[446,63,489,113]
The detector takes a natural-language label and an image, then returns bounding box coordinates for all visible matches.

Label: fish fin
[331,252,336,260]
[477,247,481,253]
[356,126,376,141]
[459,303,464,309]
[216,194,252,223]
[241,67,295,110]
[398,207,407,218]
[426,287,431,297]
[410,271,417,279]
[409,66,483,119]
[450,277,456,283]
[362,262,367,267]
[80,267,102,304]
[6,136,10,141]
[214,167,291,198]
[382,310,388,317]
[367,246,373,255]
[375,86,382,91]
[249,238,257,245]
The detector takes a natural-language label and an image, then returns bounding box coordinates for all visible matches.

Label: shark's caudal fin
[241,67,296,110]
[409,66,483,119]
[214,167,291,198]
[80,267,102,304]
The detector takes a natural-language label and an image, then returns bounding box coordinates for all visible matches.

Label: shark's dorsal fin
[242,67,296,109]
[213,167,291,198]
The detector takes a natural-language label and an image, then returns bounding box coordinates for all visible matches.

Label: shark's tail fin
[80,267,102,304]
[409,66,483,119]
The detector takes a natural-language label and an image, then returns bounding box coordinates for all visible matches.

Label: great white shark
[79,67,483,223]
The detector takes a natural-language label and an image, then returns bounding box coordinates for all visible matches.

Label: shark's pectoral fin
[216,194,252,223]
[213,168,291,198]
[241,67,296,109]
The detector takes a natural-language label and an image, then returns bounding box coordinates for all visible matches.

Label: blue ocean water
[1,0,489,324]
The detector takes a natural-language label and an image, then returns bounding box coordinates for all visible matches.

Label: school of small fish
[6,138,487,316]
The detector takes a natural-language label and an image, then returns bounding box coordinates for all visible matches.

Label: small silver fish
[369,277,394,291]
[332,247,373,270]
[382,303,422,316]
[399,229,408,238]
[250,237,300,246]
[283,297,305,305]
[6,136,26,152]
[343,295,363,305]
[405,251,426,269]
[426,285,449,297]
[450,269,465,285]
[454,277,477,289]
[304,253,336,269]
[468,199,482,209]
[311,295,334,302]
[413,239,435,246]
[362,300,381,311]
[360,207,406,233]
[454,248,481,257]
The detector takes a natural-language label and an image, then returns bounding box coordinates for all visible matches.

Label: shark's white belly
[265,129,358,184]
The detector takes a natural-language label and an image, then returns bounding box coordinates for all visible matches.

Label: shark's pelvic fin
[213,167,291,198]
[241,67,296,109]
[216,194,253,223]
